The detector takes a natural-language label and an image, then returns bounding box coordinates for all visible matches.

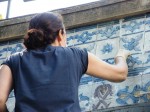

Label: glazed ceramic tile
[142,52,150,75]
[144,31,150,52]
[96,38,119,59]
[80,74,93,85]
[78,84,92,112]
[103,58,115,64]
[120,33,144,54]
[7,42,24,57]
[66,30,75,47]
[140,74,150,103]
[127,53,143,77]
[73,26,97,45]
[74,42,96,54]
[122,17,145,35]
[0,43,9,58]
[97,24,120,40]
[9,90,15,98]
[145,14,150,31]
[6,97,15,112]
[114,76,142,106]
[92,98,117,111]
[91,81,114,110]
[0,58,6,65]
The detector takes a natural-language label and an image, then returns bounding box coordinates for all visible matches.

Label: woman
[0,12,130,112]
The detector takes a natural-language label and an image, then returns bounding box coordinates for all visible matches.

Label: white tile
[144,31,150,52]
[91,81,115,110]
[73,28,97,45]
[0,44,8,58]
[122,18,145,35]
[120,33,144,54]
[96,38,119,59]
[97,24,120,40]
[78,84,93,112]
[114,75,142,106]
[74,42,96,54]
[141,74,150,103]
[66,32,75,47]
[7,42,24,57]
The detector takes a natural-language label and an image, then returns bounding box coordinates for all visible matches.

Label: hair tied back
[24,29,45,50]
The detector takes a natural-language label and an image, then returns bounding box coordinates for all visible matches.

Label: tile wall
[1,14,150,111]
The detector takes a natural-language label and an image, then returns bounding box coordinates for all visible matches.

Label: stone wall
[0,0,150,111]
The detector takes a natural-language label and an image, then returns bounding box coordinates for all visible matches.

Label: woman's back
[4,46,88,112]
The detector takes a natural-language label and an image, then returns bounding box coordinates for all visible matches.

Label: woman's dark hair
[24,12,65,50]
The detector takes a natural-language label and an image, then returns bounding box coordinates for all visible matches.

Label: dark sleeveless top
[2,46,88,112]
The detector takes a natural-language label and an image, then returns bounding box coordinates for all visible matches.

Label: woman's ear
[57,29,66,47]
[57,30,63,42]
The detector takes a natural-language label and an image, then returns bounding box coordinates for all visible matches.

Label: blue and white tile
[141,74,150,103]
[0,43,9,58]
[145,14,150,31]
[78,84,92,112]
[127,53,143,77]
[103,58,115,64]
[0,58,6,65]
[66,30,75,47]
[7,41,24,57]
[91,81,114,110]
[122,17,145,35]
[97,24,120,40]
[144,31,150,52]
[73,27,97,45]
[96,38,119,59]
[142,52,150,75]
[127,53,143,69]
[6,97,15,112]
[114,75,142,106]
[120,33,144,54]
[80,74,93,85]
[74,42,96,54]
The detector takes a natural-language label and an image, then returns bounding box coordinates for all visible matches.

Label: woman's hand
[115,49,131,60]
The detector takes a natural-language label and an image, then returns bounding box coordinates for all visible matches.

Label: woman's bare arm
[0,65,13,112]
[86,50,130,82]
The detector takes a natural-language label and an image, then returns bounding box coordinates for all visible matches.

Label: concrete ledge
[0,0,150,41]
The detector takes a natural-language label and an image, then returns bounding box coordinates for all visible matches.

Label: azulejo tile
[145,14,150,31]
[96,38,119,59]
[91,81,114,110]
[7,42,24,57]
[6,97,15,112]
[127,53,143,69]
[78,84,92,112]
[73,27,97,45]
[120,33,144,54]
[140,74,150,103]
[142,52,150,75]
[0,58,6,65]
[66,30,75,47]
[114,75,142,106]
[144,31,150,52]
[80,74,93,85]
[9,90,15,98]
[103,58,115,64]
[0,42,9,58]
[74,42,96,54]
[97,24,120,40]
[127,53,144,77]
[122,17,145,35]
